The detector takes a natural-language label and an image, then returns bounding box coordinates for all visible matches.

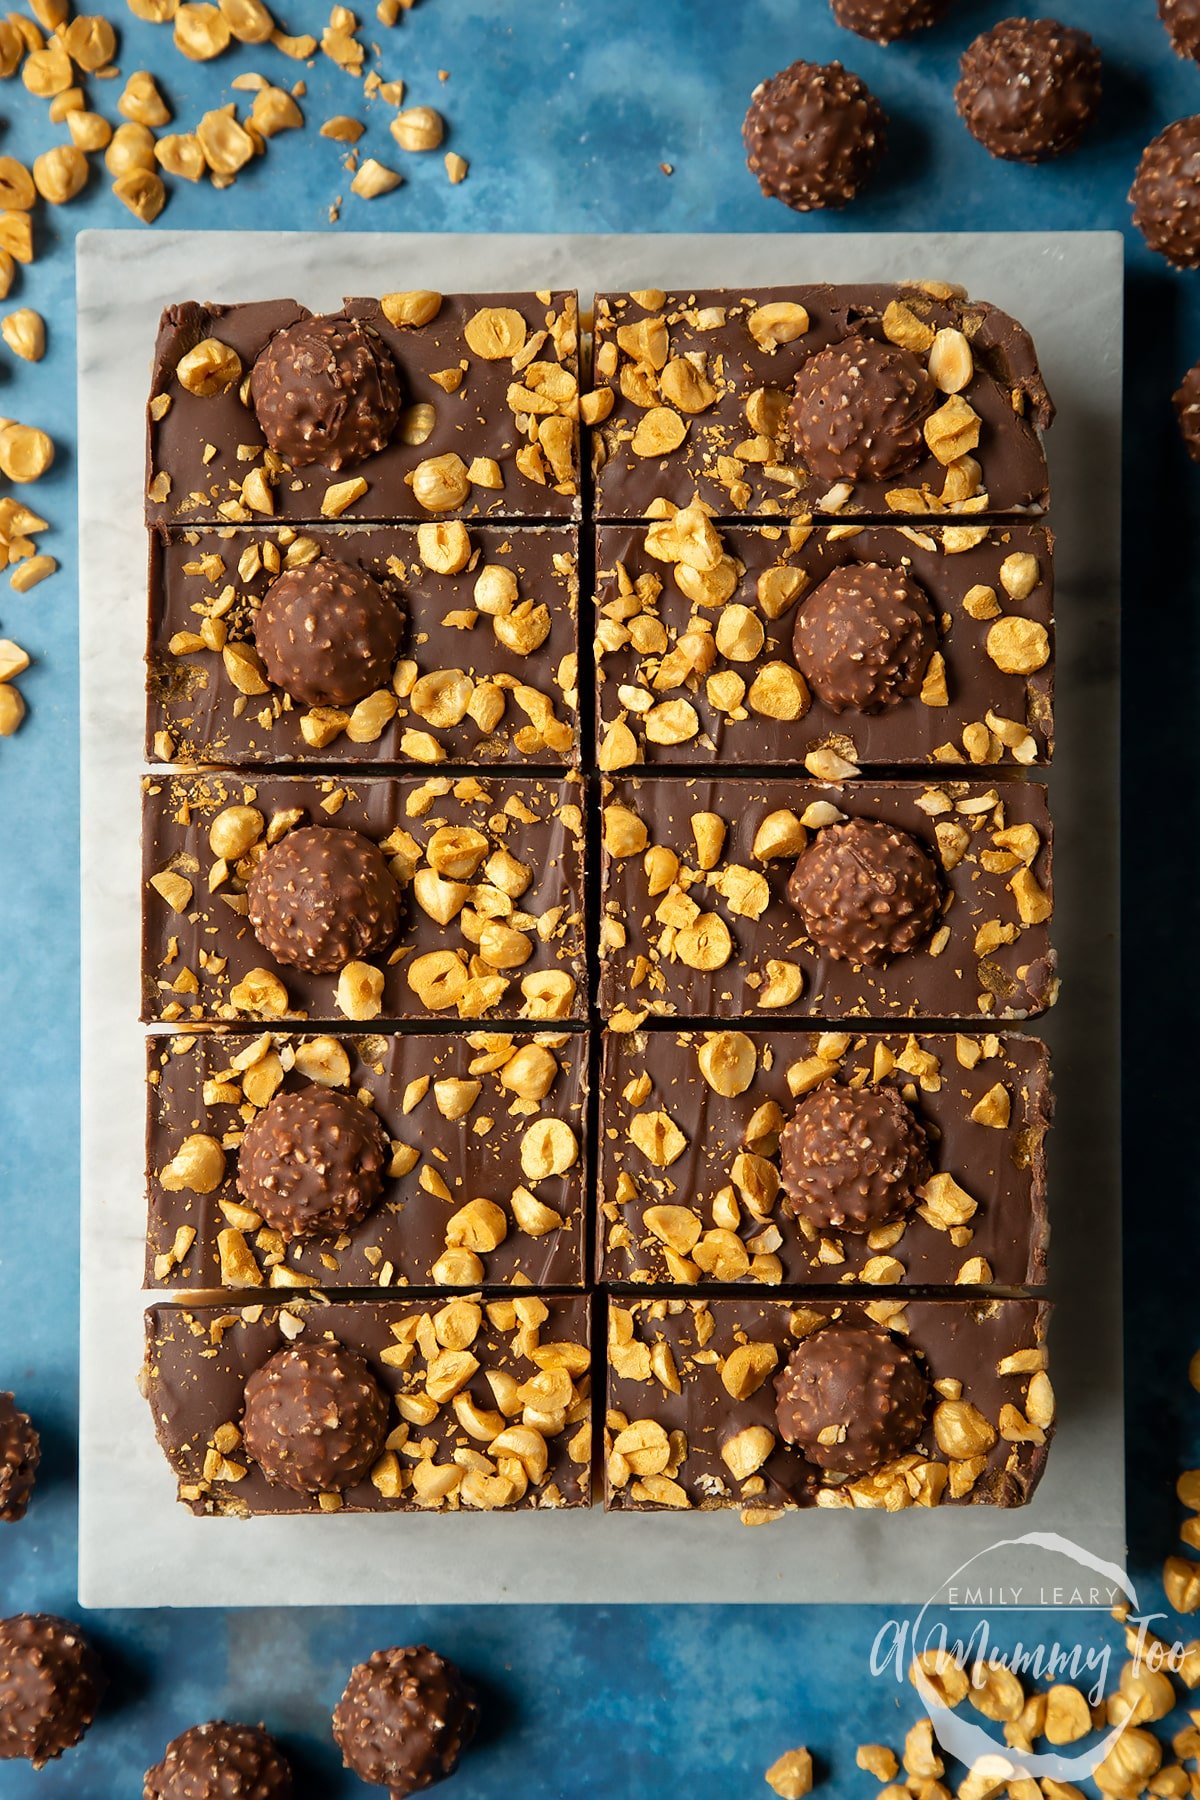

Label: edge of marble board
[77,229,1124,1607]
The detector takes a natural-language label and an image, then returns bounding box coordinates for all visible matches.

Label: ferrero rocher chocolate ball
[789,338,935,483]
[831,0,952,42]
[250,313,401,472]
[0,1392,40,1523]
[1130,118,1200,268]
[774,1323,930,1475]
[143,1721,294,1800]
[1160,0,1200,60]
[242,1339,389,1495]
[955,18,1101,162]
[253,556,403,708]
[743,59,886,212]
[792,563,939,713]
[247,826,401,975]
[780,1084,931,1232]
[787,818,942,965]
[332,1645,479,1797]
[237,1085,389,1241]
[1176,363,1200,462]
[0,1614,103,1768]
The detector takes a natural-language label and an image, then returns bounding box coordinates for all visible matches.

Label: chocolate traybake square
[605,1295,1053,1513]
[590,283,1052,521]
[146,292,581,527]
[144,1295,592,1516]
[595,518,1053,771]
[142,771,587,1026]
[147,1027,588,1293]
[599,775,1056,1022]
[598,1027,1050,1290]
[148,521,579,768]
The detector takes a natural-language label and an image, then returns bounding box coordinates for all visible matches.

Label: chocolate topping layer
[237,1085,389,1241]
[1160,0,1200,59]
[253,555,404,707]
[147,523,579,768]
[831,0,952,42]
[143,1721,294,1800]
[250,313,401,472]
[780,1083,931,1233]
[599,1027,1051,1288]
[792,562,939,713]
[595,522,1055,769]
[242,1338,389,1495]
[743,59,886,212]
[599,776,1056,1021]
[1176,363,1200,462]
[787,817,942,965]
[142,773,588,1026]
[332,1645,479,1796]
[590,283,1053,520]
[0,1614,103,1767]
[145,1299,592,1516]
[0,1393,40,1523]
[956,19,1101,162]
[606,1296,1053,1511]
[247,826,401,975]
[789,338,936,482]
[1130,118,1200,268]
[774,1323,931,1475]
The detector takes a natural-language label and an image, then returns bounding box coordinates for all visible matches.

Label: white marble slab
[78,229,1124,1608]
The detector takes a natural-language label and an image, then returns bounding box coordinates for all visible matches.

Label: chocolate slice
[142,772,587,1026]
[590,284,1053,521]
[146,522,579,768]
[146,1028,588,1291]
[597,1027,1050,1289]
[594,520,1054,770]
[599,776,1056,1021]
[143,1297,592,1516]
[605,1295,1053,1512]
[147,293,581,526]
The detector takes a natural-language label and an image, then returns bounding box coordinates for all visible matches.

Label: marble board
[78,229,1123,1607]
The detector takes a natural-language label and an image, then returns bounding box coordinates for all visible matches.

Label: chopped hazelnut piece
[1,309,44,362]
[765,1748,813,1799]
[113,169,167,224]
[351,158,404,199]
[391,106,445,152]
[176,338,243,397]
[32,145,88,206]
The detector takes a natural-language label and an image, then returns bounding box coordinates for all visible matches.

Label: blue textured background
[1,0,1198,1792]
